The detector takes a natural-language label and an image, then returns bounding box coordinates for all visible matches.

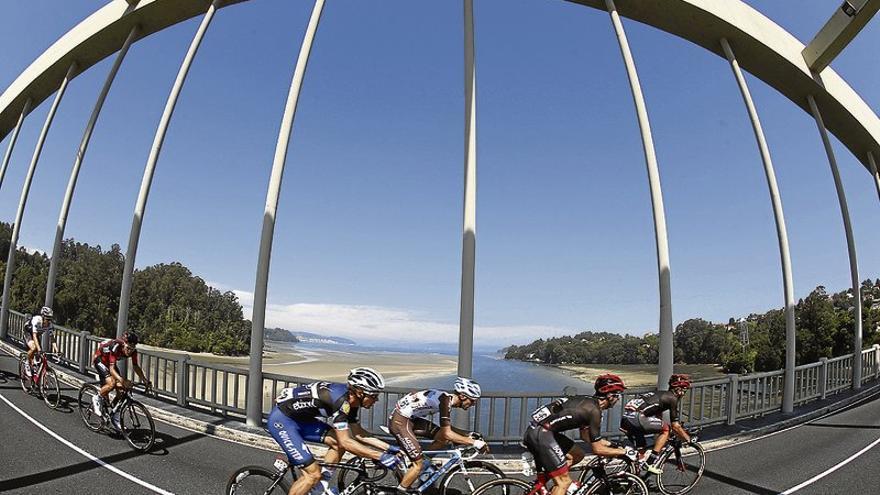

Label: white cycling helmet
[454,377,482,399]
[40,306,54,319]
[347,367,386,393]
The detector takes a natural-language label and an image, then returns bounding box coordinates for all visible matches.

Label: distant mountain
[264,327,299,343]
[291,331,356,345]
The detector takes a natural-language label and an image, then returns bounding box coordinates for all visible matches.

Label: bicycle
[78,381,156,451]
[18,351,62,409]
[474,454,648,495]
[337,445,503,495]
[226,456,387,495]
[628,429,705,495]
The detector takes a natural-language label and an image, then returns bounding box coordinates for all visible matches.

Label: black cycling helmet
[123,332,139,346]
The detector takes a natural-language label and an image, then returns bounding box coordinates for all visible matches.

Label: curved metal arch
[2,0,879,173]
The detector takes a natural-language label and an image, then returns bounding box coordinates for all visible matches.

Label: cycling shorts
[94,361,119,385]
[522,425,575,477]
[620,412,668,449]
[388,410,441,461]
[267,407,331,467]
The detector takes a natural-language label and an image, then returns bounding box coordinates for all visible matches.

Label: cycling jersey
[93,339,139,367]
[27,315,53,343]
[620,390,679,448]
[529,396,603,441]
[522,396,604,477]
[395,389,453,425]
[275,382,359,427]
[623,390,680,423]
[269,382,358,467]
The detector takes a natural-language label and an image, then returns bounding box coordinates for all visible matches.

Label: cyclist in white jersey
[389,377,487,492]
[25,307,57,377]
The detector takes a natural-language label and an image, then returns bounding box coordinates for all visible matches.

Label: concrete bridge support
[247,0,326,428]
[721,38,797,413]
[0,63,76,340]
[605,0,674,389]
[808,94,862,390]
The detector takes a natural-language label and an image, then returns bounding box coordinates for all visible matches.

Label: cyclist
[91,332,151,429]
[268,367,401,495]
[619,373,692,474]
[522,373,637,495]
[25,306,58,377]
[389,377,488,491]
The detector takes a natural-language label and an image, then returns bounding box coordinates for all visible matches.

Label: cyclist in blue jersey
[268,367,401,495]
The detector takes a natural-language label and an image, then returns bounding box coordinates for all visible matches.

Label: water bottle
[520,452,536,476]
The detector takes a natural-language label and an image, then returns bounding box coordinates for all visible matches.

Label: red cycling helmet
[669,373,692,389]
[594,373,627,396]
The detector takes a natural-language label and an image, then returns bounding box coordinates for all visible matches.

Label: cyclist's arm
[334,425,384,461]
[349,422,390,450]
[670,421,690,442]
[581,407,625,457]
[436,425,480,447]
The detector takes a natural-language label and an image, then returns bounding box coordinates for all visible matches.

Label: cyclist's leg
[621,414,648,454]
[267,408,320,495]
[638,415,667,464]
[526,426,573,495]
[391,411,425,488]
[26,338,36,368]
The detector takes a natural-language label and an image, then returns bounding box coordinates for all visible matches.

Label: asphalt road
[1,349,879,494]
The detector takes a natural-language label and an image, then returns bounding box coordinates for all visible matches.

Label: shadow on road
[698,468,778,494]
[805,423,880,430]
[0,430,206,491]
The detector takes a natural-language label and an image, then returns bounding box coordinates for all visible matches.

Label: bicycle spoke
[657,443,705,495]
[41,369,61,408]
[79,384,104,431]
[227,467,290,495]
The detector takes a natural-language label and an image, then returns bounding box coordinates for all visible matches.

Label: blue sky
[1,1,879,346]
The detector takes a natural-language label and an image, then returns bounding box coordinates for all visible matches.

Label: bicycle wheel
[337,457,395,491]
[656,443,705,495]
[583,472,648,495]
[438,460,505,495]
[470,478,533,495]
[576,459,634,485]
[78,384,104,431]
[121,400,155,451]
[18,354,33,393]
[227,466,291,494]
[41,368,61,409]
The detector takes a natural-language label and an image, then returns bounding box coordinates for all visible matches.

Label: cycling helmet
[594,373,627,396]
[40,306,54,320]
[453,377,482,399]
[347,367,386,393]
[669,373,692,390]
[123,332,139,346]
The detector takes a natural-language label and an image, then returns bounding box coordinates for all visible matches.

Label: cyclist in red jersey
[91,332,151,427]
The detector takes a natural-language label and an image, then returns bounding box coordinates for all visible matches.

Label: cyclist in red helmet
[522,373,637,495]
[620,373,693,474]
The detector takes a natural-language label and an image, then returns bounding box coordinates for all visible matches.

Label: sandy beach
[140,341,458,383]
[556,363,725,388]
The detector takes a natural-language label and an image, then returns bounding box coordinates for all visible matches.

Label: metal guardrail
[5,309,880,444]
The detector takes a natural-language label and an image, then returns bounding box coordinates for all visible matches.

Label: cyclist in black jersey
[522,374,638,495]
[619,373,692,474]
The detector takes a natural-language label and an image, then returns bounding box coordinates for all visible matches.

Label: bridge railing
[4,309,880,444]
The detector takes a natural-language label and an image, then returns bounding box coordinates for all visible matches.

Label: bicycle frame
[415,447,479,493]
[25,352,57,385]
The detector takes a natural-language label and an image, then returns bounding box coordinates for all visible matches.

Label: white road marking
[779,434,880,494]
[0,392,175,495]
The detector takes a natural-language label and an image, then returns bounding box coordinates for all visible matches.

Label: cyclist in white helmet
[389,377,488,491]
[25,307,58,377]
[267,367,401,495]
